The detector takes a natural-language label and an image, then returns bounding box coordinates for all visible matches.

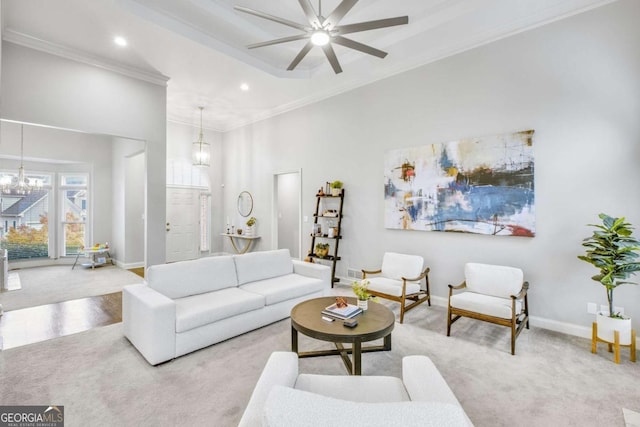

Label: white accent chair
[362,252,430,323]
[238,352,473,427]
[447,263,529,355]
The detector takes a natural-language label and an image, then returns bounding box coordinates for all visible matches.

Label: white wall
[166,121,224,253]
[111,136,145,267]
[222,0,640,334]
[1,42,167,267]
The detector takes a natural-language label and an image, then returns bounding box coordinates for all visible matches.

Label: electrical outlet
[587,303,597,314]
[600,305,609,314]
[303,216,308,223]
[614,306,624,315]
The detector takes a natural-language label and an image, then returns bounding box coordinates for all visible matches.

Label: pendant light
[192,107,210,167]
[2,124,41,195]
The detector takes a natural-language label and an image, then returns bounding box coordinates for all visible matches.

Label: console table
[221,233,261,254]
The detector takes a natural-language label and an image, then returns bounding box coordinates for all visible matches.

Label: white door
[166,187,200,263]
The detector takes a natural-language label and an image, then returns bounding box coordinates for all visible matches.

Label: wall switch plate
[587,303,597,314]
[303,216,308,222]
[600,305,609,314]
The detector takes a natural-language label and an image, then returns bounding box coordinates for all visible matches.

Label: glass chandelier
[192,107,210,167]
[2,124,42,195]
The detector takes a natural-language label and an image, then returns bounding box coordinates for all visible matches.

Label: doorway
[166,187,201,263]
[274,171,301,259]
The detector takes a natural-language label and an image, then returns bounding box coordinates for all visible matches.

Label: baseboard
[335,276,605,341]
[116,261,144,270]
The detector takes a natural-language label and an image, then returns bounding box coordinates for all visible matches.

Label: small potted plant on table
[352,279,372,311]
[245,216,257,236]
[578,213,640,362]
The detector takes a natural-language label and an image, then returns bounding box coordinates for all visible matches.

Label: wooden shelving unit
[309,189,344,287]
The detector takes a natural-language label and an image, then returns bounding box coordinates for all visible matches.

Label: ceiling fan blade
[248,34,310,49]
[287,41,314,70]
[322,0,359,29]
[332,36,387,58]
[321,44,343,74]
[336,16,408,35]
[235,6,309,32]
[298,0,320,28]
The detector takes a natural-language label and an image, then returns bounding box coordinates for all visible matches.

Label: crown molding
[2,29,170,87]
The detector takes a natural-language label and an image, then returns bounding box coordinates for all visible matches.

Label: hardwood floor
[0,292,122,350]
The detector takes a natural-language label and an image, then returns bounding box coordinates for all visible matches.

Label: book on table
[322,303,363,320]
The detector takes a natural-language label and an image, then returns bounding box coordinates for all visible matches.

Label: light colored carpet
[0,299,638,427]
[0,265,143,311]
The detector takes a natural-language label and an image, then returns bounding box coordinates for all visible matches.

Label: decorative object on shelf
[578,213,640,363]
[384,129,535,237]
[352,279,371,311]
[245,216,257,236]
[315,242,330,258]
[237,228,243,235]
[192,106,210,167]
[317,187,325,196]
[1,124,43,195]
[310,186,344,286]
[234,1,408,74]
[330,180,343,196]
[238,191,254,217]
[304,252,315,263]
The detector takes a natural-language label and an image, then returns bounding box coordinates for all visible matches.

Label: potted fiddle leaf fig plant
[330,180,343,196]
[578,213,640,346]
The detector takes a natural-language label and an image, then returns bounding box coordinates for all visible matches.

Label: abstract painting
[384,130,535,237]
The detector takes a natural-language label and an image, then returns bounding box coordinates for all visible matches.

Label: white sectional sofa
[123,249,331,365]
[239,352,473,426]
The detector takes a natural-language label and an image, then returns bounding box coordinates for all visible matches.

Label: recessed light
[114,36,128,47]
[240,83,250,91]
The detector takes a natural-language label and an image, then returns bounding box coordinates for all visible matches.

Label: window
[60,174,88,256]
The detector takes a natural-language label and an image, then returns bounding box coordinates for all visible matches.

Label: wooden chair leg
[591,322,597,354]
[608,343,613,353]
[614,330,620,364]
[511,322,516,355]
[446,306,452,336]
[399,295,405,324]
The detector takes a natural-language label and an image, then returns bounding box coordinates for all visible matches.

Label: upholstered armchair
[361,252,430,323]
[447,263,529,355]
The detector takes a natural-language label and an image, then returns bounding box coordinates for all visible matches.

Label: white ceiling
[1,0,615,132]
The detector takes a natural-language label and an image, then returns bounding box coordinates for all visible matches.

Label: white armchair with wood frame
[447,263,529,355]
[361,252,430,323]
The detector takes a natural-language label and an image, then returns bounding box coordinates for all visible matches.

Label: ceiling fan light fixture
[311,30,330,46]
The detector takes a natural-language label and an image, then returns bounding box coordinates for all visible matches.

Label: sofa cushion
[234,249,293,285]
[263,386,468,427]
[240,274,323,306]
[175,288,265,333]
[380,252,423,281]
[295,374,409,402]
[450,292,522,320]
[464,263,523,298]
[367,277,422,297]
[148,256,237,299]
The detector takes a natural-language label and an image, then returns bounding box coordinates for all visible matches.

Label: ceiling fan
[235,0,408,74]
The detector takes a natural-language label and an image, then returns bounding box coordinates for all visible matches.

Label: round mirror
[237,191,253,217]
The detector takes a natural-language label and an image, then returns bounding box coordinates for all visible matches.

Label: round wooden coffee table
[290,296,395,375]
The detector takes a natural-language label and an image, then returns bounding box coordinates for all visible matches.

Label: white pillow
[263,386,468,427]
[464,263,523,299]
